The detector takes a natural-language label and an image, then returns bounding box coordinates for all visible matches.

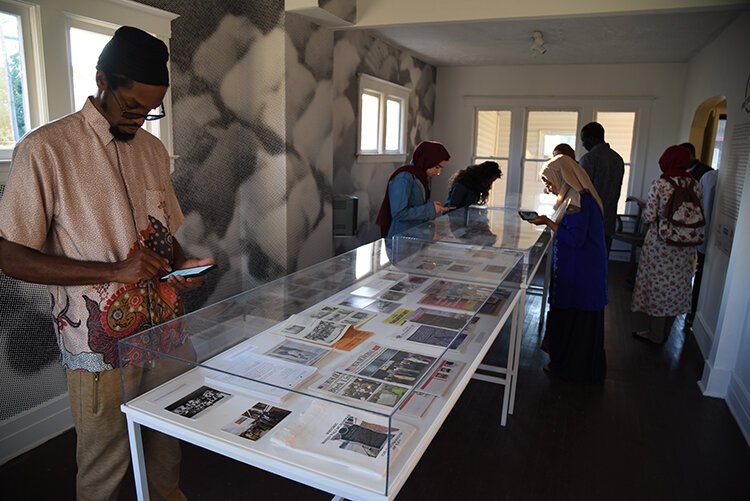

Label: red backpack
[658,177,705,246]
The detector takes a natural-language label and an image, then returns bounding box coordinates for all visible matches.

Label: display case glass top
[118,238,523,498]
[394,206,556,284]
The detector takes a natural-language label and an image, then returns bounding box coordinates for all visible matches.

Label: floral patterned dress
[631,177,700,317]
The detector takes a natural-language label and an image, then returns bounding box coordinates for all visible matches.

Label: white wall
[679,10,750,348]
[433,63,687,200]
[679,10,750,443]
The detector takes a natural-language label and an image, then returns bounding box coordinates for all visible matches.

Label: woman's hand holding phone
[518,210,539,221]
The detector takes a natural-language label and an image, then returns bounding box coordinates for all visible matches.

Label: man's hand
[114,247,171,284]
[165,257,215,292]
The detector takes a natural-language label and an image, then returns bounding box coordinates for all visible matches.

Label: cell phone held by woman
[518,210,539,221]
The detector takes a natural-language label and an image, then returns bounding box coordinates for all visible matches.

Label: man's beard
[109,125,136,142]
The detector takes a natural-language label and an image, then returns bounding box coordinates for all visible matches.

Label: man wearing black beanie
[0,26,212,500]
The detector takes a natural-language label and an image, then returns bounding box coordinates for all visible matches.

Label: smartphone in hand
[518,210,539,221]
[160,264,216,282]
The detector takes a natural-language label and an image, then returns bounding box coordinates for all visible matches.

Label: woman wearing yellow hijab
[526,154,608,383]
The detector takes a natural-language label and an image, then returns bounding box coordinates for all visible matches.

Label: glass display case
[393,205,561,285]
[119,238,524,500]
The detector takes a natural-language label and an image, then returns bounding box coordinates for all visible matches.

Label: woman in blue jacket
[376,141,451,238]
[527,154,608,383]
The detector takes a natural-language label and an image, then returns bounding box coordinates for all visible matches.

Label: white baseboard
[698,357,733,397]
[726,373,750,447]
[0,393,73,466]
[692,313,713,358]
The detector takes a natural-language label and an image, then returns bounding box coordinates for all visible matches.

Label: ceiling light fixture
[531,30,546,56]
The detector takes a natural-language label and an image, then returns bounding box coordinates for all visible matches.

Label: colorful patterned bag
[658,177,705,246]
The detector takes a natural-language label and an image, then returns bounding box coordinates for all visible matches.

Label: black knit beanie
[96,26,169,86]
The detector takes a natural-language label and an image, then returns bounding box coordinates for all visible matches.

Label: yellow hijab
[540,154,604,215]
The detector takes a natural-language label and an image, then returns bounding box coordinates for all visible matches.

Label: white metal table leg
[497,301,515,426]
[126,417,150,501]
[538,244,552,333]
[508,288,526,415]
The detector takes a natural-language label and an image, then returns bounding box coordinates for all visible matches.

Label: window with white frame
[0,0,175,182]
[358,74,409,161]
[0,1,39,162]
[468,97,649,216]
[472,109,511,207]
[594,111,636,214]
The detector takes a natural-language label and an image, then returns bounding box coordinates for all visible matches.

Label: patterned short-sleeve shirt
[0,98,185,371]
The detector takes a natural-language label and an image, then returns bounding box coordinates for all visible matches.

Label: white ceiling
[372,8,745,66]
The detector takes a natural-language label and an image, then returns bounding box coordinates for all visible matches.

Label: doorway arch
[689,96,727,167]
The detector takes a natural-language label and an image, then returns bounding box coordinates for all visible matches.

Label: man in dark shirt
[579,122,625,256]
[679,142,715,329]
[680,142,714,181]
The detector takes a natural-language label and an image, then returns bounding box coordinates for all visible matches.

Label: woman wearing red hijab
[376,141,452,238]
[631,145,703,344]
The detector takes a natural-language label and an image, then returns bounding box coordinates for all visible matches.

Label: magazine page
[270,401,415,478]
[418,359,466,396]
[418,280,495,312]
[350,277,401,297]
[312,371,410,408]
[383,308,413,326]
[277,316,350,345]
[395,324,469,351]
[205,350,317,403]
[343,343,436,386]
[275,304,376,345]
[220,402,292,442]
[362,299,400,314]
[477,287,512,316]
[330,327,374,351]
[398,390,437,418]
[388,275,431,293]
[406,308,473,330]
[263,339,331,366]
[301,304,376,327]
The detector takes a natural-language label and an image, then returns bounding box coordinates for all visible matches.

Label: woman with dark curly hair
[444,161,502,208]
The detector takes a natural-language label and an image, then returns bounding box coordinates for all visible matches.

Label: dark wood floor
[3,262,749,500]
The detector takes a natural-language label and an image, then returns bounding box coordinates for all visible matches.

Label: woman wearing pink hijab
[376,141,452,238]
[631,145,703,344]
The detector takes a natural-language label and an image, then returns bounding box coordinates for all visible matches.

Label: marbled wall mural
[0,185,67,422]
[284,13,334,271]
[0,0,335,433]
[136,0,289,310]
[0,0,429,440]
[332,30,437,253]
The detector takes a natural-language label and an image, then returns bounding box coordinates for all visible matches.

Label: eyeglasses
[111,91,165,121]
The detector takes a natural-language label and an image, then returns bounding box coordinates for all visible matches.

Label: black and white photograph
[363,299,401,314]
[165,386,230,419]
[221,402,292,442]
[380,290,407,302]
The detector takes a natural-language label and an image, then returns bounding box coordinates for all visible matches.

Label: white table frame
[470,236,552,418]
[122,292,524,501]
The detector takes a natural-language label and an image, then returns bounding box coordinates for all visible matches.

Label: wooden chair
[611,197,647,284]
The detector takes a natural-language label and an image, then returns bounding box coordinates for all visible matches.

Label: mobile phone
[518,210,539,221]
[160,264,216,282]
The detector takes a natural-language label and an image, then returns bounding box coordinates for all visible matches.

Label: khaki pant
[647,315,676,344]
[67,366,186,501]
